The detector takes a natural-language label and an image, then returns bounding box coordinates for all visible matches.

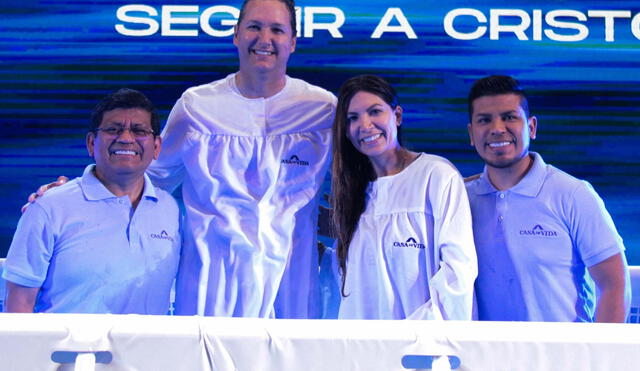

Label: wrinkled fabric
[338,154,477,320]
[148,74,336,318]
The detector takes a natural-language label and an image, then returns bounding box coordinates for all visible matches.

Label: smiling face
[468,93,537,171]
[233,0,296,77]
[86,108,161,184]
[346,91,403,161]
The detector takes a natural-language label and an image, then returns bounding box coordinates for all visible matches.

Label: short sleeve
[569,181,624,267]
[2,202,55,287]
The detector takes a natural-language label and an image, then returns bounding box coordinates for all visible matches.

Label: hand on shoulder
[464,174,481,183]
[21,176,69,213]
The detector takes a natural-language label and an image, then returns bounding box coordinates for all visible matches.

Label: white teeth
[253,50,273,55]
[362,133,382,143]
[113,150,137,155]
[488,141,510,148]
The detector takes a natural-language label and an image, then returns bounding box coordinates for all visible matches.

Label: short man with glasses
[3,88,181,314]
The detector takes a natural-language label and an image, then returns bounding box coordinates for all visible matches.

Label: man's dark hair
[90,88,160,135]
[237,0,297,36]
[468,75,530,121]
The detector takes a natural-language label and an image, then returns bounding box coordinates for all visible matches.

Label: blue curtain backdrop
[1,0,639,262]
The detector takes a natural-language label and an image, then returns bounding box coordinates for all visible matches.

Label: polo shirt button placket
[497,192,506,224]
[125,198,141,249]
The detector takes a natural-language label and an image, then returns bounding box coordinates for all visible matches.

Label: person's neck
[486,153,534,191]
[370,147,418,178]
[235,69,286,99]
[93,168,146,209]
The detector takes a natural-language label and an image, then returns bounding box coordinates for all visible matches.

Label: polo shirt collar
[509,152,546,197]
[80,164,158,202]
[475,152,547,197]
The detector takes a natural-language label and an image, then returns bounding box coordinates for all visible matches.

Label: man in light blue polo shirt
[465,75,630,322]
[3,89,181,314]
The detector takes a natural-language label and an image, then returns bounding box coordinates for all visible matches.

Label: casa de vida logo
[519,224,558,237]
[281,155,309,166]
[150,230,175,242]
[393,237,426,249]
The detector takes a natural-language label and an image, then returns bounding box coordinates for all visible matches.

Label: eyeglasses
[95,126,155,138]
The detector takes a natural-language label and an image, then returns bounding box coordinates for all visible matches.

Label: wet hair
[90,88,160,135]
[237,0,297,36]
[331,74,400,297]
[468,75,530,121]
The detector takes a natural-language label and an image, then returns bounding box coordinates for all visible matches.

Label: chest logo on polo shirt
[393,237,426,249]
[281,155,309,166]
[519,224,558,237]
[150,230,175,243]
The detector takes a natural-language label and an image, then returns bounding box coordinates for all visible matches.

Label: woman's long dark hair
[331,74,399,297]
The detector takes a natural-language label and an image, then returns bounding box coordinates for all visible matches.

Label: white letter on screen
[371,8,417,39]
[631,12,640,40]
[201,6,239,37]
[115,5,159,37]
[162,5,199,37]
[303,7,345,38]
[532,9,542,41]
[490,9,531,40]
[296,7,302,38]
[443,8,487,40]
[545,10,588,42]
[588,10,631,42]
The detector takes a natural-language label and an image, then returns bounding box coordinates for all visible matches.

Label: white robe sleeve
[409,173,478,320]
[146,96,189,193]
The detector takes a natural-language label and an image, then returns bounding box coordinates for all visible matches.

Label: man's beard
[482,150,529,169]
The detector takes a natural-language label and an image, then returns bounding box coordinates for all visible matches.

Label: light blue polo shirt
[3,165,181,314]
[466,152,624,322]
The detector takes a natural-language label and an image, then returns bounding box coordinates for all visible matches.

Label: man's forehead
[101,108,151,125]
[242,0,291,25]
[472,94,524,113]
[243,17,289,30]
[474,109,520,116]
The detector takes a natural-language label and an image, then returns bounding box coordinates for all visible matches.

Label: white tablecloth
[0,313,638,370]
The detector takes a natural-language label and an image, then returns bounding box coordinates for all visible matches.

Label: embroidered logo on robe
[519,224,558,237]
[281,155,309,166]
[393,237,426,249]
[150,230,175,242]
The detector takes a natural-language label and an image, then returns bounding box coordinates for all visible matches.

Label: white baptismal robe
[339,154,477,320]
[148,74,336,318]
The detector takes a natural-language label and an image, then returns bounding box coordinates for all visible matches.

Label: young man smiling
[3,89,181,314]
[465,75,630,322]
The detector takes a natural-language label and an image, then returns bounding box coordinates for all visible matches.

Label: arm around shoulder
[21,176,68,213]
[145,96,190,192]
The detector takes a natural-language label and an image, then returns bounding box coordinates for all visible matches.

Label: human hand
[463,173,481,183]
[21,176,68,213]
